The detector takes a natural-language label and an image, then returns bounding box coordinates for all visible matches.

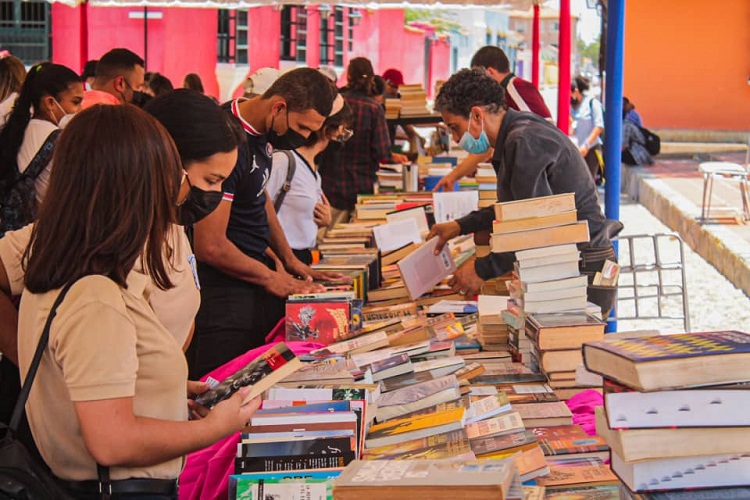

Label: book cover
[544,485,621,500]
[237,436,355,458]
[584,331,750,391]
[512,402,573,423]
[470,430,538,456]
[535,463,618,487]
[230,470,342,500]
[493,193,576,222]
[286,301,351,344]
[465,412,525,440]
[194,343,300,408]
[397,236,457,300]
[491,221,590,254]
[235,453,354,473]
[365,407,466,449]
[376,375,459,407]
[534,425,609,457]
[380,371,435,393]
[363,429,468,459]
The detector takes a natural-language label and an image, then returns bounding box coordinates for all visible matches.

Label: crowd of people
[0,46,626,497]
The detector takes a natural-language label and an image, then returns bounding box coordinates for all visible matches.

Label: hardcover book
[583,331,750,391]
[493,193,576,222]
[229,470,342,500]
[194,343,301,408]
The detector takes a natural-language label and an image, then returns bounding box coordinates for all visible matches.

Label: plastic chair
[698,139,750,222]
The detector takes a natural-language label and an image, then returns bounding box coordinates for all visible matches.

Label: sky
[569,0,603,43]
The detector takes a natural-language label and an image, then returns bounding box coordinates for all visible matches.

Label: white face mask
[52,99,75,129]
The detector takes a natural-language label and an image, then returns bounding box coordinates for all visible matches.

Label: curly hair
[434,68,505,118]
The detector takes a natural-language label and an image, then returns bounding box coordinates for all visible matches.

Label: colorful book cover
[194,343,298,408]
[366,407,465,441]
[586,331,750,362]
[544,485,621,500]
[470,430,538,456]
[285,301,351,344]
[534,426,609,456]
[229,470,342,500]
[535,464,618,487]
[363,429,468,459]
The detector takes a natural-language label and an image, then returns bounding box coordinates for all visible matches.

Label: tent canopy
[53,0,535,10]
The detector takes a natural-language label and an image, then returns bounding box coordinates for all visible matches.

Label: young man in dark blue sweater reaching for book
[428,69,618,315]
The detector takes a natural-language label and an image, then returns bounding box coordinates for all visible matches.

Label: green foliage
[577,37,601,64]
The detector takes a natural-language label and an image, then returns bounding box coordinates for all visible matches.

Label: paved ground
[611,150,750,333]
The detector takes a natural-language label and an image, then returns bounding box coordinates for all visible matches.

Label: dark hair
[24,105,181,293]
[346,57,375,95]
[434,68,506,118]
[145,89,244,166]
[95,48,144,81]
[471,46,510,74]
[148,73,173,97]
[372,75,385,97]
[263,67,335,117]
[572,75,590,93]
[0,62,80,187]
[301,100,353,148]
[80,60,98,81]
[0,56,26,101]
[183,73,205,94]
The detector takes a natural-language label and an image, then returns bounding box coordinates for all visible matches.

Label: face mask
[267,107,307,150]
[177,172,224,226]
[52,99,75,129]
[571,97,581,106]
[458,117,490,155]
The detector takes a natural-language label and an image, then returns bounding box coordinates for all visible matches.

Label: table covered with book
[180,188,750,500]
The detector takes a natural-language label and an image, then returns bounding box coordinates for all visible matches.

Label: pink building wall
[51,4,220,97]
[50,5,447,101]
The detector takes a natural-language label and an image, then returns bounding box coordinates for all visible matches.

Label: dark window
[347,8,355,52]
[319,6,343,66]
[0,0,51,64]
[281,6,307,62]
[217,9,248,64]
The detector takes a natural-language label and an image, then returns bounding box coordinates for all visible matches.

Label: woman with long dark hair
[0,62,82,234]
[17,105,258,499]
[0,55,26,129]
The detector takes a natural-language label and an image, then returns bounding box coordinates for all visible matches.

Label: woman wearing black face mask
[144,89,244,227]
[266,102,353,265]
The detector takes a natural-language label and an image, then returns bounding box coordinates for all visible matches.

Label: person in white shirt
[0,62,83,235]
[0,55,26,130]
[266,101,353,265]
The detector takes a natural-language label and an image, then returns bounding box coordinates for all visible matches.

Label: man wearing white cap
[242,67,282,98]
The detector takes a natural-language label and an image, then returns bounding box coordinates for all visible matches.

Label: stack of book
[584,331,750,497]
[475,163,497,208]
[476,295,510,351]
[384,98,401,119]
[525,312,605,400]
[397,84,432,117]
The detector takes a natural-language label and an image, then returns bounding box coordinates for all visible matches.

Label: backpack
[0,281,75,500]
[0,129,60,237]
[638,126,661,155]
[272,150,297,212]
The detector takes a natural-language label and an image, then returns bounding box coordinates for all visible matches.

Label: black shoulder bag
[0,282,76,500]
[272,150,297,212]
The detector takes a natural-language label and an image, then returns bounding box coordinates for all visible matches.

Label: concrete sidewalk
[619,149,750,297]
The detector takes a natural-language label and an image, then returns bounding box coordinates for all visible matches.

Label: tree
[577,38,601,69]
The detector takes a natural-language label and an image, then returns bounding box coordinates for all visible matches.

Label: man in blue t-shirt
[188,68,343,379]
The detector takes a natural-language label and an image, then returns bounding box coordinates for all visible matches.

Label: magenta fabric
[564,390,604,436]
[178,332,324,500]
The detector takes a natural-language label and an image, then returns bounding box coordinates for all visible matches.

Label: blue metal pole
[604,0,625,332]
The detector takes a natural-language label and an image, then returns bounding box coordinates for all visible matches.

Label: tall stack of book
[583,331,750,498]
[384,98,401,119]
[397,84,431,117]
[475,163,497,208]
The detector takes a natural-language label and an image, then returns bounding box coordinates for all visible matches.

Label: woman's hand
[205,388,262,438]
[313,193,332,228]
[186,380,211,420]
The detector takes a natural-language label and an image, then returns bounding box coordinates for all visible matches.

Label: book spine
[235,452,354,473]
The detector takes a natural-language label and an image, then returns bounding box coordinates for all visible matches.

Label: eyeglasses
[336,128,354,143]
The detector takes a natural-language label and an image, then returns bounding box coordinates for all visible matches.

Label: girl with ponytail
[0,62,82,234]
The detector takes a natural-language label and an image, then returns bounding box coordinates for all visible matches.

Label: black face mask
[177,175,223,226]
[267,108,307,150]
[571,97,581,106]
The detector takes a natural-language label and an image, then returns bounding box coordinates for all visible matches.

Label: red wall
[51,4,220,97]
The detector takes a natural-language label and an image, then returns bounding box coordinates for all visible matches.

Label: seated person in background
[267,102,353,265]
[622,117,653,166]
[623,97,643,128]
[427,69,615,314]
[17,105,259,498]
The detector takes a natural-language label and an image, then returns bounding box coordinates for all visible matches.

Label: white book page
[372,218,422,252]
[386,205,429,235]
[433,191,479,223]
[397,237,457,299]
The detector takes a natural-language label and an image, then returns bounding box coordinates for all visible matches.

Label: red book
[285,301,350,345]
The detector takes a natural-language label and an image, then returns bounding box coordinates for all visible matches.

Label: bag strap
[19,129,61,182]
[272,150,296,213]
[9,279,74,433]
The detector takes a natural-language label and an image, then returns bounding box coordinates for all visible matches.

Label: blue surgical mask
[458,119,490,155]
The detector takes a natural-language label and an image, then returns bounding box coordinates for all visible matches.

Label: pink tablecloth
[564,390,604,436]
[178,320,324,500]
